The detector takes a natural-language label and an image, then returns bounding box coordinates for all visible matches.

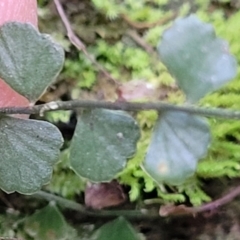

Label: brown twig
[0,238,22,240]
[125,29,156,55]
[53,0,119,86]
[33,190,159,220]
[121,12,177,30]
[2,100,240,120]
[160,185,240,217]
[33,185,240,219]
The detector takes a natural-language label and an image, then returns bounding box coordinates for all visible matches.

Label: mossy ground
[1,0,240,239]
[39,0,240,206]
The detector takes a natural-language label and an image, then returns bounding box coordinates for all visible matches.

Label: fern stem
[33,190,159,219]
[1,100,240,120]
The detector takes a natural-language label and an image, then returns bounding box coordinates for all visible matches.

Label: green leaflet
[142,111,211,185]
[0,116,63,194]
[70,109,140,182]
[24,203,77,240]
[0,22,64,102]
[92,217,141,240]
[158,15,237,102]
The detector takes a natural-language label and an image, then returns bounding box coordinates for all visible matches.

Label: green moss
[63,55,97,89]
[120,2,240,205]
[45,111,71,124]
[44,0,240,206]
[45,149,86,198]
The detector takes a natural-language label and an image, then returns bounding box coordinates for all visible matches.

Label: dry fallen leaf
[159,204,194,217]
[85,180,127,209]
[118,79,156,101]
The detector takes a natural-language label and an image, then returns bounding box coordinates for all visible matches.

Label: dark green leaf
[158,15,237,102]
[142,111,210,185]
[92,217,141,240]
[0,116,63,193]
[24,203,76,240]
[70,109,140,182]
[0,22,64,102]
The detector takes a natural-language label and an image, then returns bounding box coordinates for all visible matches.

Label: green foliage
[0,22,64,102]
[0,211,24,238]
[0,22,65,195]
[159,15,237,103]
[70,109,140,182]
[112,3,240,206]
[143,111,211,185]
[2,0,240,238]
[38,0,240,208]
[45,111,71,124]
[117,8,239,205]
[95,40,152,79]
[63,55,97,89]
[122,3,240,206]
[119,111,157,201]
[22,0,240,212]
[91,0,171,20]
[24,203,77,240]
[0,115,63,194]
[45,149,86,198]
[91,0,120,19]
[2,1,240,240]
[92,217,141,240]
[176,179,211,206]
[37,0,49,7]
[195,10,240,182]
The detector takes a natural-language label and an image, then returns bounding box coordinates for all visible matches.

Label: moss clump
[40,0,240,206]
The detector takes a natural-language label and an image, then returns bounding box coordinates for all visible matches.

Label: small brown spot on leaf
[158,162,168,174]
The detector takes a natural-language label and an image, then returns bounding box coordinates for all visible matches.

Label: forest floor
[1,0,240,239]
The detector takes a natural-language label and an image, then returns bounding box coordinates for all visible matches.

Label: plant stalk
[1,100,240,120]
